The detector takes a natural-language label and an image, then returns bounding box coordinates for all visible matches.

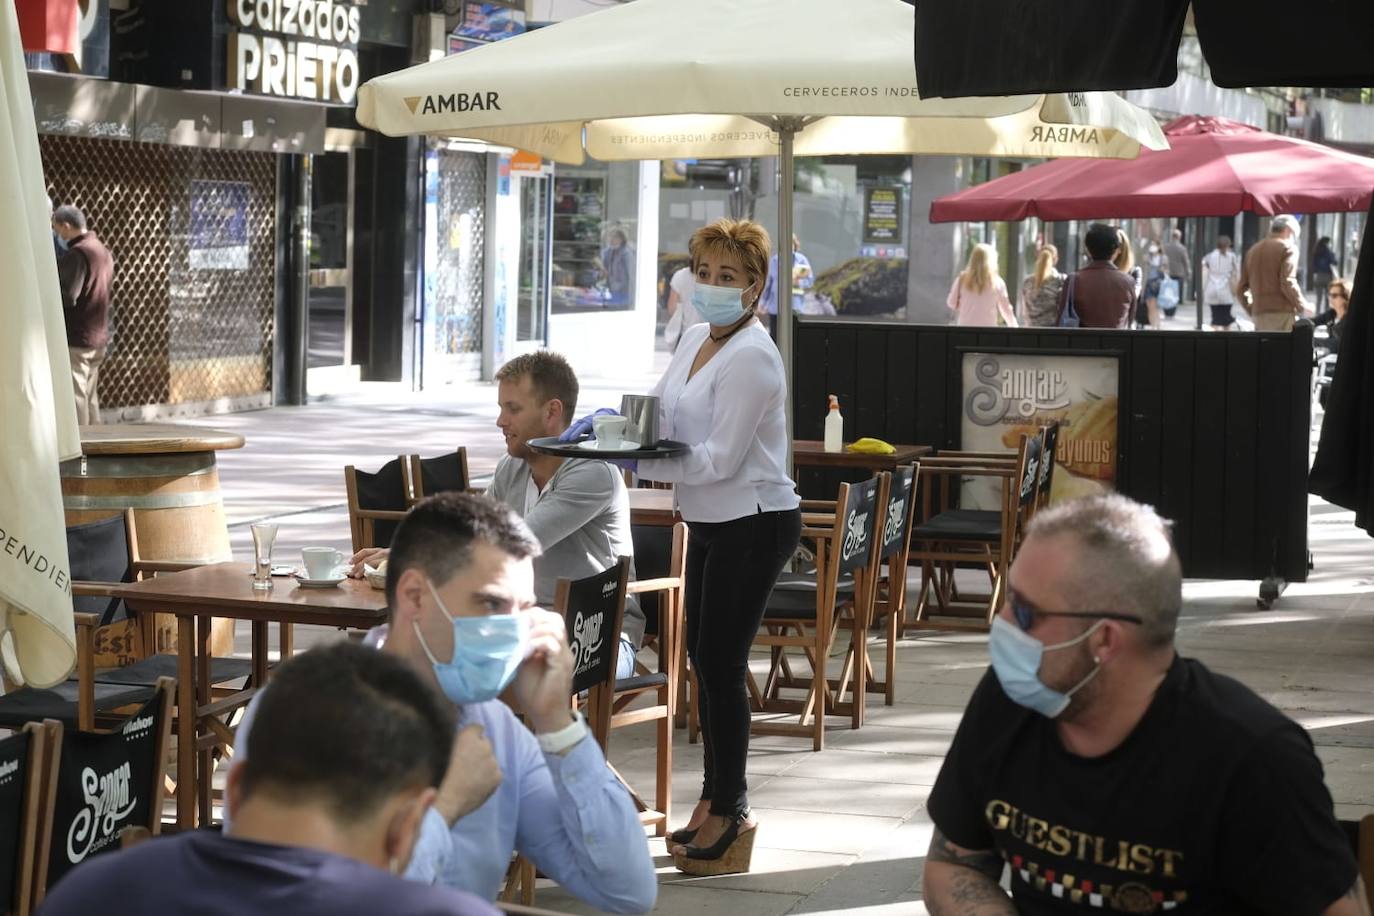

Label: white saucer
[578,439,634,451]
[294,574,346,588]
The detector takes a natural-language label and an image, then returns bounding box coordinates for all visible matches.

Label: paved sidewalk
[195,366,1372,915]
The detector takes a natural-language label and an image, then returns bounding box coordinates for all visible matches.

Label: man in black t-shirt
[38,643,497,916]
[924,494,1366,916]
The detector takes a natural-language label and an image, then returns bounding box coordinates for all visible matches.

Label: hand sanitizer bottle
[824,395,843,453]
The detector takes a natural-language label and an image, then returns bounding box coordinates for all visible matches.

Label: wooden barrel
[62,425,246,659]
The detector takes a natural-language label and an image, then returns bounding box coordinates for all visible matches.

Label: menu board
[863,186,903,244]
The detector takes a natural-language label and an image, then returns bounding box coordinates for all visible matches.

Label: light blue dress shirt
[230,652,657,914]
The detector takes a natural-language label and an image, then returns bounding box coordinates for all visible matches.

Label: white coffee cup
[592,414,629,450]
[302,547,345,579]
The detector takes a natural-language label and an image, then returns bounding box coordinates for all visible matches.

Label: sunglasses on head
[1009,591,1144,632]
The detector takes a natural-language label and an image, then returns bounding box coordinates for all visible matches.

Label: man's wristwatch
[536,710,588,756]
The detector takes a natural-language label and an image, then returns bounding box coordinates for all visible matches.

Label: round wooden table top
[78,423,246,455]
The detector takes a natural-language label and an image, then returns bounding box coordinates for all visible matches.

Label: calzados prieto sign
[960,351,1120,509]
[228,0,362,104]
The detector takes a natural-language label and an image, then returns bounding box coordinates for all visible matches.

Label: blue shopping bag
[1157,276,1181,312]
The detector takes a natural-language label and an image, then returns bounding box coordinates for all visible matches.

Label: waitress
[638,218,801,876]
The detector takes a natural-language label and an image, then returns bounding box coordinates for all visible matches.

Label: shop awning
[914,0,1374,97]
[930,116,1374,223]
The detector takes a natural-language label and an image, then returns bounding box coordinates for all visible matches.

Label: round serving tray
[527,436,691,460]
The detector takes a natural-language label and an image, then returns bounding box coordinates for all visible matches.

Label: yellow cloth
[846,438,896,455]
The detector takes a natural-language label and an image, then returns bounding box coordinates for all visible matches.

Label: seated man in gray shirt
[488,351,644,677]
[353,351,643,677]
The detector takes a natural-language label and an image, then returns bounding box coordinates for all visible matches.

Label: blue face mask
[414,579,530,705]
[988,616,1103,718]
[692,281,755,326]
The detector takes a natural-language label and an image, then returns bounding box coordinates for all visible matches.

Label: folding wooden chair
[630,521,697,741]
[617,522,687,836]
[751,474,886,750]
[906,430,1042,632]
[408,446,476,500]
[554,554,679,837]
[1034,421,1060,514]
[499,856,538,908]
[0,723,51,916]
[32,679,173,905]
[866,463,920,706]
[344,456,411,552]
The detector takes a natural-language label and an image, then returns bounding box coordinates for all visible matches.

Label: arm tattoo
[925,827,1015,915]
[927,826,1005,881]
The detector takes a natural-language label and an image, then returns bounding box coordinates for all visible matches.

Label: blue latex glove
[558,407,619,442]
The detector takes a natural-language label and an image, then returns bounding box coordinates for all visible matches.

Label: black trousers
[684,507,801,818]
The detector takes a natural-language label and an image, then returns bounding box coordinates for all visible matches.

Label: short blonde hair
[688,219,771,307]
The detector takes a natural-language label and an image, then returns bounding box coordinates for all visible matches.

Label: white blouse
[638,322,800,523]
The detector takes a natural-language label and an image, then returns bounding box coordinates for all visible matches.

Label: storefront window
[551,161,639,313]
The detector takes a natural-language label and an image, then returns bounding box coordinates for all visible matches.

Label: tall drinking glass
[250,523,278,590]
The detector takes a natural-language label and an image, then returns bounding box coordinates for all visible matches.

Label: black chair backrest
[1038,422,1060,500]
[414,449,470,498]
[0,729,33,908]
[881,467,916,562]
[354,457,409,549]
[1018,432,1044,509]
[837,475,883,574]
[47,692,165,887]
[563,559,629,695]
[629,525,672,638]
[66,515,133,626]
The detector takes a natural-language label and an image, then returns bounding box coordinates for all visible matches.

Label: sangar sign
[227,0,361,104]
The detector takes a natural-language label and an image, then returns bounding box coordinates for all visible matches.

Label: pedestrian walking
[1057,223,1136,329]
[1237,215,1311,332]
[948,243,1017,327]
[1201,235,1243,331]
[1111,230,1145,328]
[1142,238,1167,328]
[1311,235,1340,311]
[760,234,814,335]
[1019,244,1064,327]
[1164,228,1191,317]
[52,205,113,425]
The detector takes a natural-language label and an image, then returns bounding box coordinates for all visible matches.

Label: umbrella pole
[777,123,796,441]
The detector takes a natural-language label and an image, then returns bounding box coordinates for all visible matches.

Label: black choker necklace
[709,313,753,343]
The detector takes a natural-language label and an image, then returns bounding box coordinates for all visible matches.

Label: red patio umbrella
[929,116,1374,224]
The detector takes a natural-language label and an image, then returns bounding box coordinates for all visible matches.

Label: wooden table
[791,440,931,473]
[116,563,388,828]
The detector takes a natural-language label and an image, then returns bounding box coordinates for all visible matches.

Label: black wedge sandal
[671,810,757,876]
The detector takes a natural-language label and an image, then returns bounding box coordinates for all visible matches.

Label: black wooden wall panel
[791,321,1313,582]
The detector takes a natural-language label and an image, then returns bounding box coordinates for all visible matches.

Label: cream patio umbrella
[356,0,1167,414]
[0,1,82,688]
